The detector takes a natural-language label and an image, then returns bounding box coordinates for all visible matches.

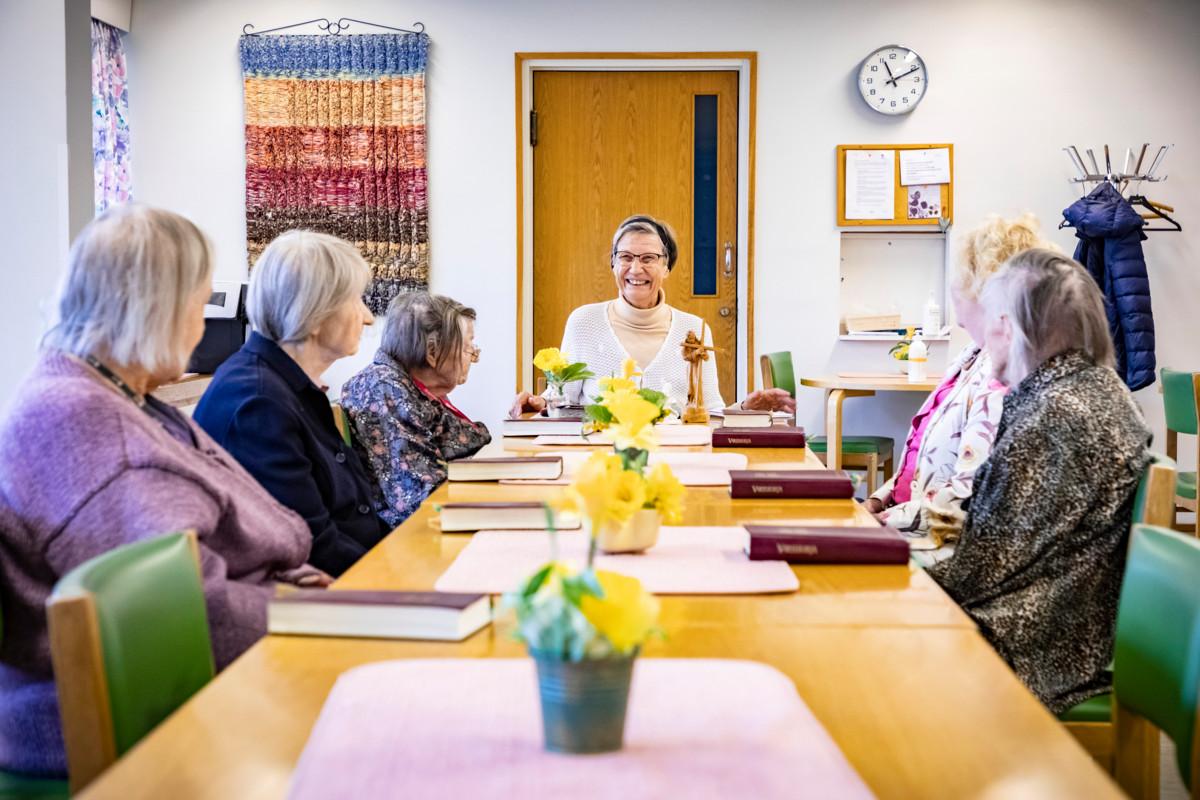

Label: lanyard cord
[83,354,147,408]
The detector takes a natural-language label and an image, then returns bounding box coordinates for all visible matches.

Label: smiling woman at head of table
[509,214,794,419]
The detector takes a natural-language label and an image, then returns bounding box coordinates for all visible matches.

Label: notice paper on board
[844,150,894,220]
[899,148,951,186]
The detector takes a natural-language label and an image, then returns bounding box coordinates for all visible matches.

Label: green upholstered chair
[47,531,214,794]
[1059,455,1177,795]
[760,351,894,493]
[1161,368,1198,536]
[1111,525,1200,798]
[0,601,70,800]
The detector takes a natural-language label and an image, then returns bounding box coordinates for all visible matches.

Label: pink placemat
[433,527,799,595]
[287,659,874,799]
[501,451,748,486]
[532,424,713,448]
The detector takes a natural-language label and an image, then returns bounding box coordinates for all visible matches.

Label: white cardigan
[556,301,725,412]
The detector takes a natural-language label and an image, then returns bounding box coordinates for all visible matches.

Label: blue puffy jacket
[1062,183,1156,391]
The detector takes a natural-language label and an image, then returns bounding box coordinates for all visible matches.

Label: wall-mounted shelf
[839,326,952,342]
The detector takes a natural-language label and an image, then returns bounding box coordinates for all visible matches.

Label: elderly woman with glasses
[341,292,491,528]
[510,214,793,417]
[0,206,316,779]
[194,230,388,578]
[927,248,1151,714]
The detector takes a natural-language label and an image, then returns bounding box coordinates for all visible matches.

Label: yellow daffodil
[644,463,685,523]
[563,452,633,530]
[607,469,647,524]
[578,570,660,653]
[533,347,571,374]
[611,419,659,451]
[596,359,642,400]
[606,388,660,432]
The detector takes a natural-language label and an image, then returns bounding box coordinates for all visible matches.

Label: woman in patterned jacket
[928,248,1151,714]
[866,215,1051,557]
[341,292,491,527]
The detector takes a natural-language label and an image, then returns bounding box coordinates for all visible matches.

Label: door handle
[719,307,732,318]
[723,241,733,278]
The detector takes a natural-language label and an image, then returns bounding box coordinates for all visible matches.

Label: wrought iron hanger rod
[243,17,426,36]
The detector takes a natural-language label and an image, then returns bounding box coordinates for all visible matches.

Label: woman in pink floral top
[866,215,1053,554]
[341,293,491,527]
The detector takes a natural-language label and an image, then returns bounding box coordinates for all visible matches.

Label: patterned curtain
[239,33,430,313]
[91,19,132,213]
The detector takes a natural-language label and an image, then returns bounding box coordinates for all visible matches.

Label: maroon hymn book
[729,470,855,499]
[744,525,910,564]
[712,427,807,448]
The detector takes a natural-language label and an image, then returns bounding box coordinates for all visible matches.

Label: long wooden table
[80,441,1119,799]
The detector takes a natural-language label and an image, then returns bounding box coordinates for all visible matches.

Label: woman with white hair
[195,230,387,577]
[510,214,793,417]
[0,205,315,779]
[341,291,491,527]
[927,248,1151,715]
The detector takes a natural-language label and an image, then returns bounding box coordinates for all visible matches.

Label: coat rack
[243,18,426,36]
[1060,143,1180,232]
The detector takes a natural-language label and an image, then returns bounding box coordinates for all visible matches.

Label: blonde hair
[45,204,213,374]
[247,230,371,344]
[982,248,1114,385]
[955,213,1055,299]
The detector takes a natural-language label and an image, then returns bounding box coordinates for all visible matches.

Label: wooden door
[532,70,739,402]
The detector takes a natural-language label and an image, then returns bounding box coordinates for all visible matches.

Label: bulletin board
[836,143,954,227]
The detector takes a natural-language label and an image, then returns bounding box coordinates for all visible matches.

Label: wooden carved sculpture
[681,325,717,424]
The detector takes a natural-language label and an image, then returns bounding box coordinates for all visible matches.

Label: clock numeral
[902,97,909,103]
[911,89,918,94]
[888,53,897,59]
[890,101,897,107]
[879,98,885,104]
[869,89,875,95]
[913,76,921,83]
[865,78,873,84]
[870,65,878,72]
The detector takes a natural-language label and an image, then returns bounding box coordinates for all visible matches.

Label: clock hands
[881,59,896,86]
[891,65,921,83]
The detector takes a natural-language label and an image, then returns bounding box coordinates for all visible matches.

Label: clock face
[858,46,927,115]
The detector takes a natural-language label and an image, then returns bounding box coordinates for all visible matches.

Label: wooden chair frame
[1164,373,1199,537]
[47,531,202,793]
[761,355,894,493]
[1063,463,1175,797]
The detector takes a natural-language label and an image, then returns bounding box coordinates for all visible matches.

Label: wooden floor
[79,439,1121,799]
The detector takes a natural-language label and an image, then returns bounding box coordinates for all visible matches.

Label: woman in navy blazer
[194,231,388,576]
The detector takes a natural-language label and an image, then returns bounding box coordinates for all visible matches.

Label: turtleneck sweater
[606,289,672,369]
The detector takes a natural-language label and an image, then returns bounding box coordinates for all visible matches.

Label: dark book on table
[268,590,492,641]
[501,417,583,436]
[729,469,854,499]
[437,501,581,532]
[447,456,564,481]
[713,427,806,448]
[744,525,910,564]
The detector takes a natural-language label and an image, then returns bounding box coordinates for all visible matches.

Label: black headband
[614,215,678,271]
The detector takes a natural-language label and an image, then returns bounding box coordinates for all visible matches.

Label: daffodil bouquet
[888,326,918,362]
[533,347,594,394]
[583,359,671,465]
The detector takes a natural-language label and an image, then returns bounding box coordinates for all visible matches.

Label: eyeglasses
[464,343,481,363]
[614,251,665,267]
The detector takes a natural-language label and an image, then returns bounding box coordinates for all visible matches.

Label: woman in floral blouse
[341,292,491,527]
[865,215,1052,557]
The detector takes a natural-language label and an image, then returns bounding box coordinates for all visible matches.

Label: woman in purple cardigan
[0,206,318,779]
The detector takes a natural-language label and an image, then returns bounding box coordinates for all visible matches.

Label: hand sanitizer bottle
[922,293,942,338]
[907,332,928,383]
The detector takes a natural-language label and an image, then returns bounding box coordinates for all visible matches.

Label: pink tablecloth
[288,659,874,799]
[433,526,799,595]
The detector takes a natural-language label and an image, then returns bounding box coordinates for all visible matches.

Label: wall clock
[858,45,927,115]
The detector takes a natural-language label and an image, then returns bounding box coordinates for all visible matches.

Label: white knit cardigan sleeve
[556,302,726,412]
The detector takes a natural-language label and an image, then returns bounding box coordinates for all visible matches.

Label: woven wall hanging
[240,32,430,313]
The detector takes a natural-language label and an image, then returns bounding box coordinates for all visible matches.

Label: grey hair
[381,291,477,373]
[610,214,679,271]
[981,248,1114,384]
[44,204,213,374]
[247,230,371,344]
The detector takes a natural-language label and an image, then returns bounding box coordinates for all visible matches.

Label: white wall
[0,2,74,414]
[113,0,1200,476]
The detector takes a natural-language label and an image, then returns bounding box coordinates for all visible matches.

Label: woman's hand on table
[740,388,796,413]
[509,392,547,419]
[276,565,334,588]
[862,497,888,521]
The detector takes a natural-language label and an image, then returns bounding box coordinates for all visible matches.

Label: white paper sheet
[844,150,894,220]
[898,148,950,186]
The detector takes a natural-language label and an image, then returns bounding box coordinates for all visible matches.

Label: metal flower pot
[532,652,635,754]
